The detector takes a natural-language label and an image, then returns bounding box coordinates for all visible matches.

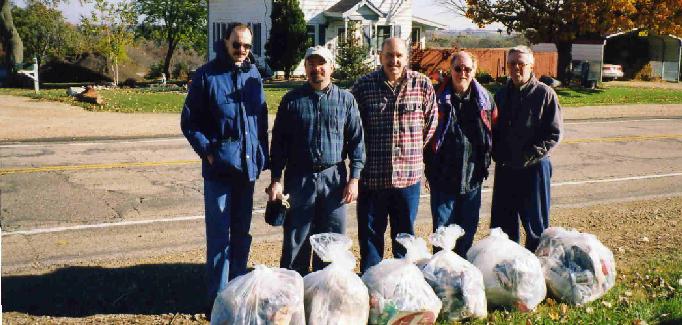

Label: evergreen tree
[332,22,373,83]
[265,0,308,79]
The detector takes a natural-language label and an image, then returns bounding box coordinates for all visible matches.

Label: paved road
[2,117,682,273]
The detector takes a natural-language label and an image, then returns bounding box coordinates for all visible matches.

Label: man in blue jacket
[425,50,496,257]
[180,23,268,310]
[491,45,563,252]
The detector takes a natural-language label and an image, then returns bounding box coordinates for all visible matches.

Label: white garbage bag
[422,225,487,321]
[211,265,305,325]
[466,228,546,311]
[362,233,441,325]
[303,233,369,325]
[535,227,617,305]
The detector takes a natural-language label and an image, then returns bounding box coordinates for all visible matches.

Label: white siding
[208,0,272,61]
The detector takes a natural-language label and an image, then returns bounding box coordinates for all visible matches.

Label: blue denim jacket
[270,83,365,179]
[181,40,269,181]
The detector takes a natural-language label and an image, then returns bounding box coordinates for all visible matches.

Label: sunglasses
[231,41,252,50]
[453,66,473,73]
[508,61,529,68]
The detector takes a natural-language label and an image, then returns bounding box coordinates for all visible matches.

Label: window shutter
[252,23,262,56]
[318,24,326,46]
[393,25,402,38]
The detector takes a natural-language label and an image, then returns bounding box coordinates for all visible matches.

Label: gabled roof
[412,16,447,29]
[325,0,384,18]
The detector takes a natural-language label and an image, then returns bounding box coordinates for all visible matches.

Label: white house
[207,0,445,75]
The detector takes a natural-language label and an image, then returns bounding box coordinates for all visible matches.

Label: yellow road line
[1,133,681,175]
[0,160,199,175]
[564,134,682,144]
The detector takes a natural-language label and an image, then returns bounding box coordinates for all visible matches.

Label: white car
[602,64,624,80]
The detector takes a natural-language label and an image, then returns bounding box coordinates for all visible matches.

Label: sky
[14,0,501,31]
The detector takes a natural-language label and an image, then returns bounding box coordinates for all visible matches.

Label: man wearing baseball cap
[267,45,365,275]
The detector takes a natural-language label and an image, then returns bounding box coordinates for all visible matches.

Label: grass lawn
[2,82,682,113]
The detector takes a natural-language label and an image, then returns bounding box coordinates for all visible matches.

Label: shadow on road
[2,263,207,316]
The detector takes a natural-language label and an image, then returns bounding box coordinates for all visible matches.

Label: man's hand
[206,154,215,165]
[342,178,359,204]
[265,181,283,202]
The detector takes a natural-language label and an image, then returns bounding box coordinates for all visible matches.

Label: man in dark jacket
[425,50,496,257]
[267,46,364,275]
[491,45,563,252]
[180,23,269,308]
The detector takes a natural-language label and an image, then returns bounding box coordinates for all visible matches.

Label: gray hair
[450,50,478,69]
[380,37,408,52]
[507,45,535,65]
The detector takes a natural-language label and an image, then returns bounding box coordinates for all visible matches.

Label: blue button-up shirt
[270,83,365,179]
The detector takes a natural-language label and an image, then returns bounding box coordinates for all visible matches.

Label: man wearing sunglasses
[267,46,364,275]
[180,23,269,315]
[424,51,497,257]
[490,45,563,252]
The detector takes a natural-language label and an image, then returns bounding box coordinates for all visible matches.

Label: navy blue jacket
[181,40,269,181]
[492,76,562,169]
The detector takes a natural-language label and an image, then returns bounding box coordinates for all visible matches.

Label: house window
[393,25,402,38]
[376,25,391,49]
[338,27,346,44]
[411,27,420,45]
[307,25,316,46]
[213,22,229,43]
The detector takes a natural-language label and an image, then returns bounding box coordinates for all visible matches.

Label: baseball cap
[304,45,334,65]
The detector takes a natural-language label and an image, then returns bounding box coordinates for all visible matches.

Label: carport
[604,29,682,82]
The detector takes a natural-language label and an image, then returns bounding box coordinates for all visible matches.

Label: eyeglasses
[508,61,530,68]
[232,41,252,50]
[453,66,473,73]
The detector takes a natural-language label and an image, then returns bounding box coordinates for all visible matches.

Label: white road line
[3,172,681,237]
[0,137,185,148]
[565,118,678,125]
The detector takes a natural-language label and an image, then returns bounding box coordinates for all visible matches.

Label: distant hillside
[426,29,530,49]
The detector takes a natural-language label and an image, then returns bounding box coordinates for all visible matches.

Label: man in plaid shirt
[351,38,438,272]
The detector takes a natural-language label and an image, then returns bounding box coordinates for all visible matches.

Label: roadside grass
[2,82,682,113]
[438,253,682,325]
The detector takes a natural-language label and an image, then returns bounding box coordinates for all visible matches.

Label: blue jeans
[357,182,421,273]
[280,164,347,275]
[490,158,552,252]
[203,176,254,305]
[430,186,482,257]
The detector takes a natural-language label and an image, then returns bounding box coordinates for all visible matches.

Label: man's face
[507,52,533,86]
[450,54,476,93]
[226,28,252,64]
[380,39,407,79]
[305,55,332,88]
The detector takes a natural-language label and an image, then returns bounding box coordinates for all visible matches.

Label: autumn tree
[81,0,136,85]
[439,0,682,83]
[135,0,207,78]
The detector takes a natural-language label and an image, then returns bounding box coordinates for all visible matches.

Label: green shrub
[475,70,494,84]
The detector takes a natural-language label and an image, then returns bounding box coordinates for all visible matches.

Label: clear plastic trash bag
[303,233,369,325]
[362,233,442,325]
[422,225,487,321]
[466,228,546,311]
[535,227,617,305]
[211,265,305,325]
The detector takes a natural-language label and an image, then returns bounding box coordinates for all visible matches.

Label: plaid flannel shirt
[351,68,438,190]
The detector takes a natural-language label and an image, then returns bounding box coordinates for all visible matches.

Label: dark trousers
[280,164,347,275]
[490,157,552,252]
[430,186,482,257]
[203,176,254,305]
[357,182,421,273]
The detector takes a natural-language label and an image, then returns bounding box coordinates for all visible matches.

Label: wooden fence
[411,48,558,78]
